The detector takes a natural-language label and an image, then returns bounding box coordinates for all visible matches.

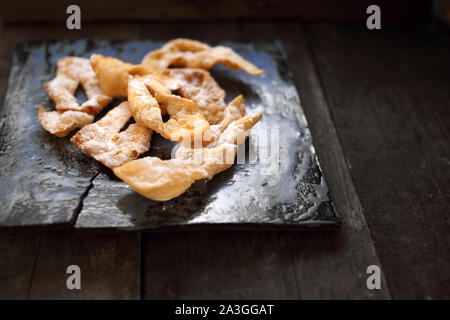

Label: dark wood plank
[0,23,142,48]
[28,231,140,299]
[142,231,300,299]
[307,23,450,299]
[0,231,40,299]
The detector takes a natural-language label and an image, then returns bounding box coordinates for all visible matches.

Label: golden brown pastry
[44,57,112,114]
[113,96,262,200]
[142,38,265,76]
[37,39,265,203]
[127,75,212,145]
[38,56,113,137]
[90,55,229,124]
[90,54,151,98]
[38,107,94,138]
[70,101,152,168]
[163,68,227,124]
[113,144,237,201]
[207,94,246,141]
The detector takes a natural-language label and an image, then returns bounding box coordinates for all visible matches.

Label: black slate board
[0,39,338,230]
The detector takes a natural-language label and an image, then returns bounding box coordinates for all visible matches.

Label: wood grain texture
[307,23,450,299]
[142,231,300,299]
[28,231,140,299]
[0,231,40,299]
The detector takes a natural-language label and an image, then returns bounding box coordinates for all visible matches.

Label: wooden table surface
[0,21,448,300]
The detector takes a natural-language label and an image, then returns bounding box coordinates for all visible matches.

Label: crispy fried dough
[37,40,264,202]
[90,54,233,124]
[128,75,212,144]
[113,96,262,200]
[113,143,237,201]
[39,57,112,137]
[142,38,265,76]
[175,113,263,161]
[112,157,210,201]
[38,106,94,138]
[207,94,246,140]
[89,55,227,124]
[163,68,227,124]
[210,112,262,148]
[45,57,112,114]
[90,54,151,98]
[70,101,152,168]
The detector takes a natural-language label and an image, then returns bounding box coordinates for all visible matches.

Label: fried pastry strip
[70,101,152,168]
[90,54,151,98]
[175,113,262,161]
[128,75,211,144]
[39,57,113,137]
[163,68,227,124]
[38,107,94,138]
[90,55,228,124]
[113,144,237,201]
[45,57,112,114]
[207,94,246,140]
[113,97,262,200]
[89,53,235,124]
[142,38,265,76]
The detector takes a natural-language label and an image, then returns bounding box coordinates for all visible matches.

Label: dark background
[0,0,433,23]
[0,0,449,299]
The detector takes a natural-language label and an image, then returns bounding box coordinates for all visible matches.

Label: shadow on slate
[0,39,338,230]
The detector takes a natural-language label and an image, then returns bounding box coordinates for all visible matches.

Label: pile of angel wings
[38,38,265,201]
